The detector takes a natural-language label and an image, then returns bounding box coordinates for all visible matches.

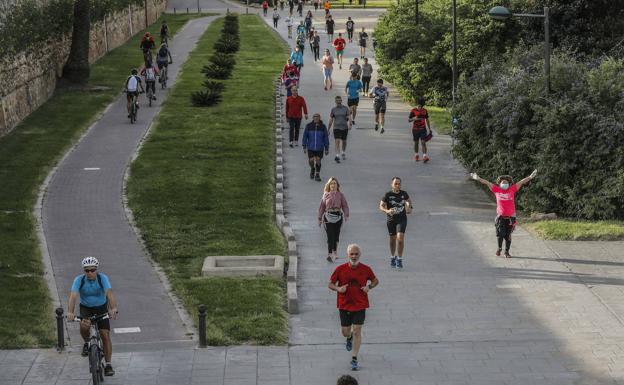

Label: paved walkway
[42,15,218,348]
[4,4,624,385]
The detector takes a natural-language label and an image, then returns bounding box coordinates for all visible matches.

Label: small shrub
[201,63,232,79]
[191,88,222,107]
[222,22,239,35]
[214,35,240,54]
[209,53,235,70]
[203,80,225,93]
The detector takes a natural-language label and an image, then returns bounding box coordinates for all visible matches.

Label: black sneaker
[104,364,115,376]
[334,155,341,163]
[315,173,322,182]
[374,123,379,131]
[310,169,315,179]
[81,343,89,357]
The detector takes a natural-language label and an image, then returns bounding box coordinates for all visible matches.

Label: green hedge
[452,47,624,219]
[0,0,147,57]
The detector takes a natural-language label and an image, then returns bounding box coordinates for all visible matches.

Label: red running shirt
[333,38,346,51]
[409,107,428,131]
[490,184,518,217]
[330,262,377,311]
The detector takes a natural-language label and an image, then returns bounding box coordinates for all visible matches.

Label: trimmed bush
[453,47,624,220]
[209,53,236,70]
[191,89,222,106]
[202,80,225,92]
[201,63,232,79]
[214,35,240,54]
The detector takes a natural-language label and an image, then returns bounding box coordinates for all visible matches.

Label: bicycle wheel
[89,345,101,385]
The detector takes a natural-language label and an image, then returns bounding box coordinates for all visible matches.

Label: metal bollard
[174,8,176,14]
[55,307,65,351]
[187,7,189,13]
[198,304,207,348]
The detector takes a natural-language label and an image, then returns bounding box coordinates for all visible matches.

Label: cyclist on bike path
[159,20,169,44]
[125,68,145,118]
[156,43,173,74]
[67,257,118,377]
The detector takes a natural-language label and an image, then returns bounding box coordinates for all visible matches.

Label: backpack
[158,46,168,58]
[79,273,104,291]
[145,68,156,81]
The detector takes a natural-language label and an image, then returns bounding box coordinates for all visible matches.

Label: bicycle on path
[156,44,173,89]
[125,69,144,124]
[74,313,110,385]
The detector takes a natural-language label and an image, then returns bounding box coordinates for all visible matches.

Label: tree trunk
[63,0,90,84]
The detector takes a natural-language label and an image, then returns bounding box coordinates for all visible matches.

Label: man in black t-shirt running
[379,176,412,269]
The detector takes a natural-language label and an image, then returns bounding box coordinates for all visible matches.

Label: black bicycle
[75,313,110,385]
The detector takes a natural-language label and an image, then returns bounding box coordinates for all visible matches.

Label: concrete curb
[274,76,299,314]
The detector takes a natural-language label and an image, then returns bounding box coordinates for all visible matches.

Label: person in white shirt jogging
[125,68,144,117]
[369,79,389,133]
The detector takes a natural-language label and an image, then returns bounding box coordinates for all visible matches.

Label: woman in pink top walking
[471,169,537,258]
[318,177,350,262]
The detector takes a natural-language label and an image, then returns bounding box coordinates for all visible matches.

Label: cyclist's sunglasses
[84,268,97,273]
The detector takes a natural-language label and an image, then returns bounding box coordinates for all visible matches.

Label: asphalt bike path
[42,16,217,349]
[265,6,624,385]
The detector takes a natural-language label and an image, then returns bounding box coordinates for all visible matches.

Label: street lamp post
[451,0,457,147]
[488,5,551,93]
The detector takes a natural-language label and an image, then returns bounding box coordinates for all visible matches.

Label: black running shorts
[387,216,407,236]
[333,129,348,140]
[339,309,366,326]
[374,101,387,114]
[307,150,324,159]
[79,303,110,330]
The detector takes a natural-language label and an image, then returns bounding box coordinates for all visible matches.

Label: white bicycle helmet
[81,256,99,268]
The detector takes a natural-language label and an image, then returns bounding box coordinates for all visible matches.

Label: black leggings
[313,45,320,61]
[324,216,343,254]
[288,118,302,142]
[495,216,516,251]
[347,30,354,40]
[362,76,371,94]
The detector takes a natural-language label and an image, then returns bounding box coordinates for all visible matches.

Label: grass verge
[428,106,451,135]
[0,14,203,348]
[524,220,624,241]
[126,15,289,345]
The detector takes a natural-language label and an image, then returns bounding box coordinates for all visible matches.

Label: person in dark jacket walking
[303,113,330,181]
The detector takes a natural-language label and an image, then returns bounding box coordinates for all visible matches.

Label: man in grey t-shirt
[361,58,373,95]
[328,95,352,163]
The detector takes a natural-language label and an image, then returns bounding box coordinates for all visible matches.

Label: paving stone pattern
[4,3,624,385]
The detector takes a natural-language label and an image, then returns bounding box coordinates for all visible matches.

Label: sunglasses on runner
[84,268,97,273]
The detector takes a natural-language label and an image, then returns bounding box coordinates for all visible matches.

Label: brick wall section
[0,0,167,136]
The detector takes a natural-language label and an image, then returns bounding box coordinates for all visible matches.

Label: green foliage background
[452,48,624,219]
[0,0,149,58]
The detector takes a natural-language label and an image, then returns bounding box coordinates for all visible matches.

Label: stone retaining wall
[0,0,167,136]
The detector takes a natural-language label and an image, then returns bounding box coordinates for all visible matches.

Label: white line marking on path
[114,327,141,334]
[429,212,450,216]
[83,168,101,171]
[496,284,521,289]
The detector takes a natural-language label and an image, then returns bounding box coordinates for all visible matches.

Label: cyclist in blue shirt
[67,257,118,377]
[345,72,363,126]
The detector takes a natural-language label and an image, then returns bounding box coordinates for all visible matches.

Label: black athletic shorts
[339,309,366,326]
[156,60,168,69]
[79,303,110,330]
[374,101,387,114]
[307,150,324,159]
[412,129,427,141]
[387,216,407,236]
[333,129,348,140]
[347,98,359,107]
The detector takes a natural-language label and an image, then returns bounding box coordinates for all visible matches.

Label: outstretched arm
[470,173,494,189]
[516,169,538,190]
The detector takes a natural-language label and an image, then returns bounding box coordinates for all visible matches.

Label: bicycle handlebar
[72,313,111,322]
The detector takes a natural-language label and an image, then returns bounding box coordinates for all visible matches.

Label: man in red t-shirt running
[328,244,379,371]
[409,97,432,162]
[333,33,347,70]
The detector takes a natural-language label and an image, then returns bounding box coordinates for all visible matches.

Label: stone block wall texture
[0,0,167,136]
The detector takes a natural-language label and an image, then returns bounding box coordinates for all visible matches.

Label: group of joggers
[280,3,541,373]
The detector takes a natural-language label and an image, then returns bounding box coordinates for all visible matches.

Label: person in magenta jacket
[471,169,538,258]
[318,177,350,262]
